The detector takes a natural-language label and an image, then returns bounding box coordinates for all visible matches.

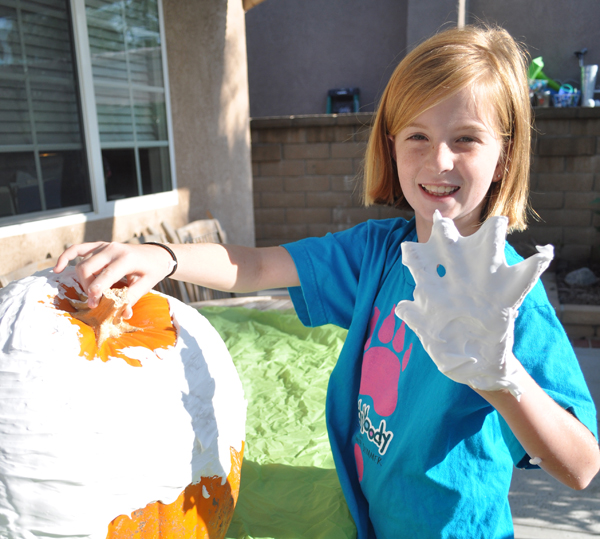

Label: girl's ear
[387,135,397,161]
[493,160,504,182]
[493,139,511,182]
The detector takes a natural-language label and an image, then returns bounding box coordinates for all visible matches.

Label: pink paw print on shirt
[355,306,412,482]
[360,306,412,416]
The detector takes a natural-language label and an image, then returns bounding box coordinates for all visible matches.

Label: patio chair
[173,218,227,245]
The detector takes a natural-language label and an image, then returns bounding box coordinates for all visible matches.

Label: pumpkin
[0,267,246,538]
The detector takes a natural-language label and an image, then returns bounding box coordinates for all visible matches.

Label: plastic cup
[582,65,598,107]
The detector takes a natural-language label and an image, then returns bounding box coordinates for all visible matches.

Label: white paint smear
[0,267,246,538]
[396,210,553,398]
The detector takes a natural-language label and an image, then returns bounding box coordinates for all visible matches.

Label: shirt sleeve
[500,283,599,468]
[282,222,370,329]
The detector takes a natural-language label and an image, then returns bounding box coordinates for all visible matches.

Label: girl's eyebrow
[404,122,489,132]
[403,122,427,130]
[456,124,489,132]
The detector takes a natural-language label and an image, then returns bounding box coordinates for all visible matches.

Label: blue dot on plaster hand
[436,264,446,277]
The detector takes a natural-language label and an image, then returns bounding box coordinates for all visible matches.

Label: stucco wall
[245,0,409,117]
[246,0,600,117]
[405,0,457,51]
[468,0,600,90]
[0,200,189,278]
[0,0,254,277]
[164,0,254,247]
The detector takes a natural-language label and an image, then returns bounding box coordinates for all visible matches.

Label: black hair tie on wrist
[144,242,178,278]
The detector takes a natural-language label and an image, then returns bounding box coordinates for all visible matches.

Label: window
[86,0,171,201]
[0,0,91,221]
[0,0,173,226]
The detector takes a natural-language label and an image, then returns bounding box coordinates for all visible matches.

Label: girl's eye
[457,136,476,143]
[408,134,427,141]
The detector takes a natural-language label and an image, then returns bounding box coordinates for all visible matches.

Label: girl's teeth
[422,185,458,196]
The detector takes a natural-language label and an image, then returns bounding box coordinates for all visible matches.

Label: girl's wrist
[144,242,178,278]
[471,357,529,403]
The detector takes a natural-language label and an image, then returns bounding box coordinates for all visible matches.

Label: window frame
[0,0,178,240]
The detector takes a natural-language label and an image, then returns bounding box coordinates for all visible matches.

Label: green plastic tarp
[199,307,356,539]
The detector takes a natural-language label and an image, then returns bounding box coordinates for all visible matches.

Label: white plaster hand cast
[395,211,554,400]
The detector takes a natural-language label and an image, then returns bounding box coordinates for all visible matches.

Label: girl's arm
[475,363,600,490]
[394,212,599,488]
[54,242,300,315]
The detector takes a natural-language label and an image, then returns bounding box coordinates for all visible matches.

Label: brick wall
[250,113,413,247]
[519,107,600,263]
[251,109,600,262]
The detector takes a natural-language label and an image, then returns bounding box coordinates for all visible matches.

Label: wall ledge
[533,106,600,119]
[250,112,374,129]
[250,108,600,128]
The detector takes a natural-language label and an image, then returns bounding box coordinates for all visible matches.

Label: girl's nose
[427,143,454,174]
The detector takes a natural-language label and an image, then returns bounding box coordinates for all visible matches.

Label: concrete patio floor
[509,346,600,538]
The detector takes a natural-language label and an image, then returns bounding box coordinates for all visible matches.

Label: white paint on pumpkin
[0,267,246,538]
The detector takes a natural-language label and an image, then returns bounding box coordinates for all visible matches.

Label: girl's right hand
[53,242,175,317]
[395,211,553,399]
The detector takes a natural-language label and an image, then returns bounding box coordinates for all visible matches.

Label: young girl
[55,25,599,539]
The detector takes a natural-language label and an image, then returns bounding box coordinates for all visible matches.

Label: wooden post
[457,0,468,28]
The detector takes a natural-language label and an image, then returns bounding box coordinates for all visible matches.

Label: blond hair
[364,25,532,232]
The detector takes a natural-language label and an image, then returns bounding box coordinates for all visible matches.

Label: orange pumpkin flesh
[50,283,177,366]
[106,444,244,538]
[45,281,244,536]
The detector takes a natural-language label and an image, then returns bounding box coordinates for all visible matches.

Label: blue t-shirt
[283,217,598,539]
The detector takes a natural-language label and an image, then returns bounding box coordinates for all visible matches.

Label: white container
[581,64,598,107]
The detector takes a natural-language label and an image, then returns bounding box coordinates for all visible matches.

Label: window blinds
[85,0,168,146]
[0,0,90,218]
[85,0,171,199]
[0,0,84,147]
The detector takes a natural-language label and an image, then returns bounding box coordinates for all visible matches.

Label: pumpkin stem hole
[67,288,140,348]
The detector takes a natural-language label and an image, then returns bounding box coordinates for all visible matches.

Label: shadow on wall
[245,0,410,117]
[161,0,254,248]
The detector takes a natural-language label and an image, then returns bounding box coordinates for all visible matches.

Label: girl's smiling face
[389,87,504,242]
